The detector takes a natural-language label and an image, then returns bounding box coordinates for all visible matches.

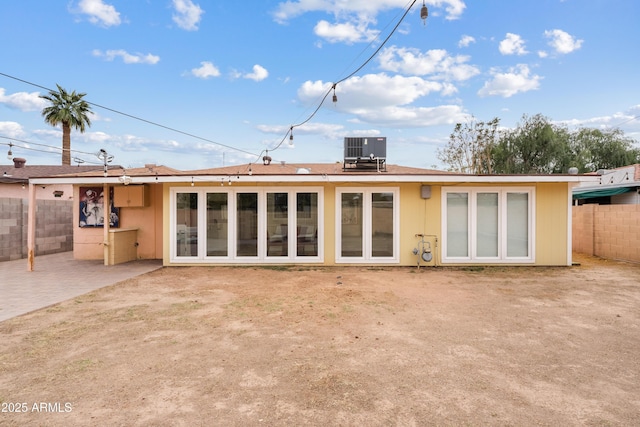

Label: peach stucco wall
[73,184,163,261]
[573,204,640,263]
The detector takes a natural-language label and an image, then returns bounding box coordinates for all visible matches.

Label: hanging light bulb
[420,1,428,24]
[289,126,294,145]
[191,177,194,187]
[332,84,338,104]
[7,142,13,160]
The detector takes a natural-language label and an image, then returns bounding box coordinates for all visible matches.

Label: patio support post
[103,183,110,266]
[27,182,36,271]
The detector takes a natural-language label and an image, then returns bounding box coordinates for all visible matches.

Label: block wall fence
[0,197,74,262]
[572,204,640,263]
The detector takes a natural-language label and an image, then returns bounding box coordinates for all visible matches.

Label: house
[572,164,640,263]
[572,164,640,205]
[26,158,594,268]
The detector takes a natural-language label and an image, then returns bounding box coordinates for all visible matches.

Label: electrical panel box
[114,185,148,207]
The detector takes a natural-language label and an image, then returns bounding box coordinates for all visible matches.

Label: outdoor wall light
[118,175,132,185]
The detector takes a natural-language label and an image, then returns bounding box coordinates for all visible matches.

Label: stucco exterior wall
[162,181,571,267]
[535,183,570,266]
[573,204,640,263]
[73,184,164,261]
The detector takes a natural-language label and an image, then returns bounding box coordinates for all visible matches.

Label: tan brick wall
[573,204,640,263]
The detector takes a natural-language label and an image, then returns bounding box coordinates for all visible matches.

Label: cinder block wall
[0,197,74,262]
[573,204,640,263]
[572,204,594,255]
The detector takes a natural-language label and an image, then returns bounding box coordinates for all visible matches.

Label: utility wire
[1,0,421,166]
[271,0,419,154]
[0,72,263,162]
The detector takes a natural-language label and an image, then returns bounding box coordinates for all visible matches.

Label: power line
[0,72,263,162]
[1,1,424,166]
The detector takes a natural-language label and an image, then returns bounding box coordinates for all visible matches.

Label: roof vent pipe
[13,157,26,168]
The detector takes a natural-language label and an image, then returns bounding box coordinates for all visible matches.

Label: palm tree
[40,84,93,165]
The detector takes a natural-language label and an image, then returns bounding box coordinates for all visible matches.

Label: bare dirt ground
[1,254,639,426]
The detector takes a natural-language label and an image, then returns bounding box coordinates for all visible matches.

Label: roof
[27,161,595,185]
[52,164,181,178]
[573,164,640,199]
[179,162,450,177]
[0,164,106,183]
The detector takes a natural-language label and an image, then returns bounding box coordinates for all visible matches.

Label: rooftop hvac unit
[343,137,387,171]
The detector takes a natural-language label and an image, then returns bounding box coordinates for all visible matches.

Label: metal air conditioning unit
[343,137,387,171]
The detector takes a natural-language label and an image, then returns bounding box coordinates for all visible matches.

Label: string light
[421,0,428,24]
[1,1,426,168]
[7,142,13,160]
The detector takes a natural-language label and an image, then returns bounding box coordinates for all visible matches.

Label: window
[170,187,322,263]
[336,188,399,263]
[442,188,534,263]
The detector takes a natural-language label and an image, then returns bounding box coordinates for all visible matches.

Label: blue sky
[1,0,639,171]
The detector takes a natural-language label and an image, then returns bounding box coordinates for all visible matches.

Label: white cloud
[0,121,25,139]
[378,46,480,82]
[0,89,48,111]
[190,61,221,79]
[92,49,160,64]
[297,73,466,126]
[76,0,121,27]
[244,65,269,82]
[478,64,542,98]
[257,122,348,140]
[172,0,204,31]
[544,29,583,54]
[314,19,380,44]
[272,0,466,24]
[232,65,269,82]
[458,35,475,48]
[499,33,528,55]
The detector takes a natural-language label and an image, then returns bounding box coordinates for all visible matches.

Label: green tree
[568,128,640,172]
[40,84,93,165]
[437,117,500,174]
[491,114,571,174]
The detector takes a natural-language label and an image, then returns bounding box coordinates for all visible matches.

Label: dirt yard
[1,254,639,426]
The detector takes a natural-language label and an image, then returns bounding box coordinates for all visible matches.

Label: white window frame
[441,187,535,264]
[170,187,324,264]
[335,187,400,264]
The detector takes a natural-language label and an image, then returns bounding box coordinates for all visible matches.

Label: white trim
[335,187,400,264]
[30,174,596,186]
[441,187,535,264]
[169,186,324,264]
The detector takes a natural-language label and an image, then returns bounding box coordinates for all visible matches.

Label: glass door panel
[206,193,228,256]
[296,193,318,257]
[267,193,288,257]
[507,193,529,257]
[371,192,394,257]
[446,193,469,257]
[476,193,498,257]
[341,193,363,257]
[176,193,198,257]
[237,193,258,256]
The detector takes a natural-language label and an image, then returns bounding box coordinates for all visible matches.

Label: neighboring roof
[573,164,640,199]
[27,161,595,185]
[52,164,181,178]
[0,163,106,183]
